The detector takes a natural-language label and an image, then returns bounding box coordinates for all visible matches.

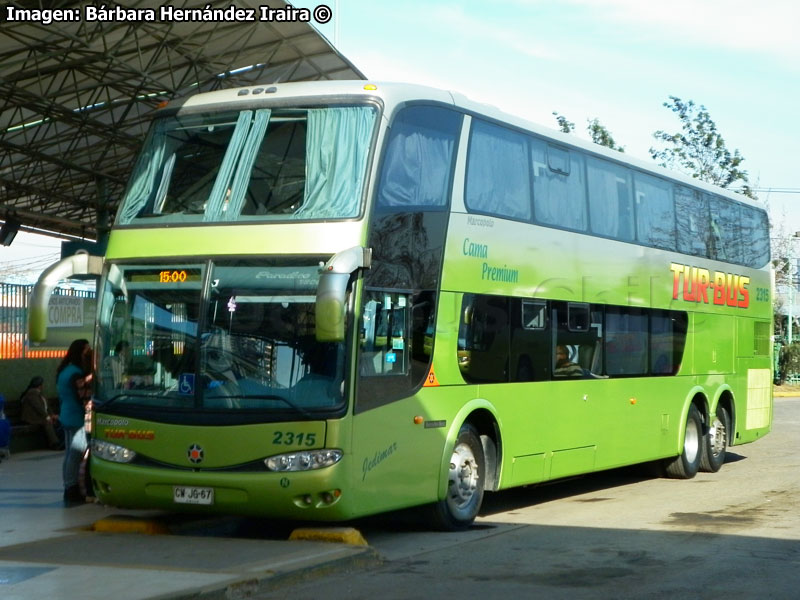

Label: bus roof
[172,80,765,211]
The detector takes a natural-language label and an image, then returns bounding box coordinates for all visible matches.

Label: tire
[699,405,729,473]
[428,424,485,531]
[664,404,702,479]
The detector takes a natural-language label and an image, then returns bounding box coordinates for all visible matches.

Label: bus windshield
[95,259,346,420]
[117,105,376,225]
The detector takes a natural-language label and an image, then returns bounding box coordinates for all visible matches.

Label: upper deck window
[634,172,675,250]
[708,195,744,264]
[587,157,634,241]
[532,139,587,231]
[117,105,376,225]
[376,105,461,209]
[465,119,531,220]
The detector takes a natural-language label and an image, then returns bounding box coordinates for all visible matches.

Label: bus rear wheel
[664,404,702,479]
[428,424,485,531]
[699,405,729,473]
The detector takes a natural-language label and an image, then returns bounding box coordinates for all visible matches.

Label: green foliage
[587,118,624,153]
[552,111,574,134]
[779,343,800,382]
[650,96,756,199]
[551,112,624,152]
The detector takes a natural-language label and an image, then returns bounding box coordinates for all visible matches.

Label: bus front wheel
[699,405,729,473]
[429,424,485,531]
[664,404,702,479]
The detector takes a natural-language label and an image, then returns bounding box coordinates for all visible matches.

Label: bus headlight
[265,449,342,472]
[92,439,137,463]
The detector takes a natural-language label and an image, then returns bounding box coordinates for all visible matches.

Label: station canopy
[0,0,365,241]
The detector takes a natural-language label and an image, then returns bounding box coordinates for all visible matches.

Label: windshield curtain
[117,105,376,225]
[96,261,346,418]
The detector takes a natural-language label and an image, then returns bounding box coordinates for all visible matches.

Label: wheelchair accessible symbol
[179,373,196,395]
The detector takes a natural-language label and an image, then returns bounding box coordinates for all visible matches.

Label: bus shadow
[165,454,749,538]
[480,452,747,518]
[479,463,661,517]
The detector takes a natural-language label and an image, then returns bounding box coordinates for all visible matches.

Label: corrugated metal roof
[0,0,364,240]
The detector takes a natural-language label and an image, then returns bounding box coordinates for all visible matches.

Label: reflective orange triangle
[423,366,440,387]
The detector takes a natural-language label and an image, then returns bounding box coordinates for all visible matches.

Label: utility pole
[790,274,795,344]
[788,233,800,345]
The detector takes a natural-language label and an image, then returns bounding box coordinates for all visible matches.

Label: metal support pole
[790,280,795,345]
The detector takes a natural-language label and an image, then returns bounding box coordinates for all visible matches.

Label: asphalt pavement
[0,449,377,600]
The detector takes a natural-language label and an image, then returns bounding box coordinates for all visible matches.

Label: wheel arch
[677,386,709,450]
[712,386,736,445]
[438,400,502,497]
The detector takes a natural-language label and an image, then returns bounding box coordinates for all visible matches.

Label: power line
[750,188,800,194]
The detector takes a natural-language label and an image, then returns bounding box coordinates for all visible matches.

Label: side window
[465,120,531,221]
[650,311,688,375]
[532,139,587,231]
[522,300,547,329]
[708,195,743,264]
[605,307,648,376]
[376,106,462,209]
[552,302,602,378]
[634,173,675,250]
[457,294,509,383]
[511,299,550,382]
[740,205,770,268]
[357,290,436,412]
[675,186,711,257]
[587,157,634,241]
[360,291,410,377]
[454,298,689,381]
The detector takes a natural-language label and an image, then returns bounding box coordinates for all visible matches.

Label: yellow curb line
[92,516,170,535]
[289,526,368,546]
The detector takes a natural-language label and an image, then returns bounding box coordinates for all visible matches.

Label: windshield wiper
[94,391,177,407]
[208,394,317,419]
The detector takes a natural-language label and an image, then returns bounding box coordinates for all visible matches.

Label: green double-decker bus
[31,81,772,529]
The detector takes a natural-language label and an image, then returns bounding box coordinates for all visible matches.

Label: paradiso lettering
[670,263,749,308]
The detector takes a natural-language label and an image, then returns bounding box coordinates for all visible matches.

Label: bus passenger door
[541,302,604,478]
[351,290,444,514]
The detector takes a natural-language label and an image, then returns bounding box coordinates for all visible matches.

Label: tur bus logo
[670,263,750,308]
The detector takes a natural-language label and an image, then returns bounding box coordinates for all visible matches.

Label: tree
[552,111,574,134]
[650,96,756,199]
[771,216,799,342]
[552,112,624,152]
[586,118,624,153]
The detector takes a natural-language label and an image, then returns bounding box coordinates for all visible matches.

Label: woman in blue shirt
[56,338,92,505]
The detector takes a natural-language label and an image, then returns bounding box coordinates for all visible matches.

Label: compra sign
[47,295,84,328]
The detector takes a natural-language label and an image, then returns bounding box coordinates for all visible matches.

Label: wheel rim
[446,442,480,513]
[685,417,700,463]
[709,416,726,457]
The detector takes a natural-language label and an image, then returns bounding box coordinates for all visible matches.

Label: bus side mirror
[316,246,371,342]
[29,252,104,343]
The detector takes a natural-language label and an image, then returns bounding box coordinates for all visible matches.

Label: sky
[306,0,799,232]
[2,0,799,282]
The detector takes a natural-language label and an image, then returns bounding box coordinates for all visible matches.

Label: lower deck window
[457,294,687,383]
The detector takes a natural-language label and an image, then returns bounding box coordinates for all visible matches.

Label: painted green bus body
[85,81,772,524]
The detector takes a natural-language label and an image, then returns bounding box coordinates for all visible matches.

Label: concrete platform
[0,450,377,600]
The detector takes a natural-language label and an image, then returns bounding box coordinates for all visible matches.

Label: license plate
[173,485,214,505]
